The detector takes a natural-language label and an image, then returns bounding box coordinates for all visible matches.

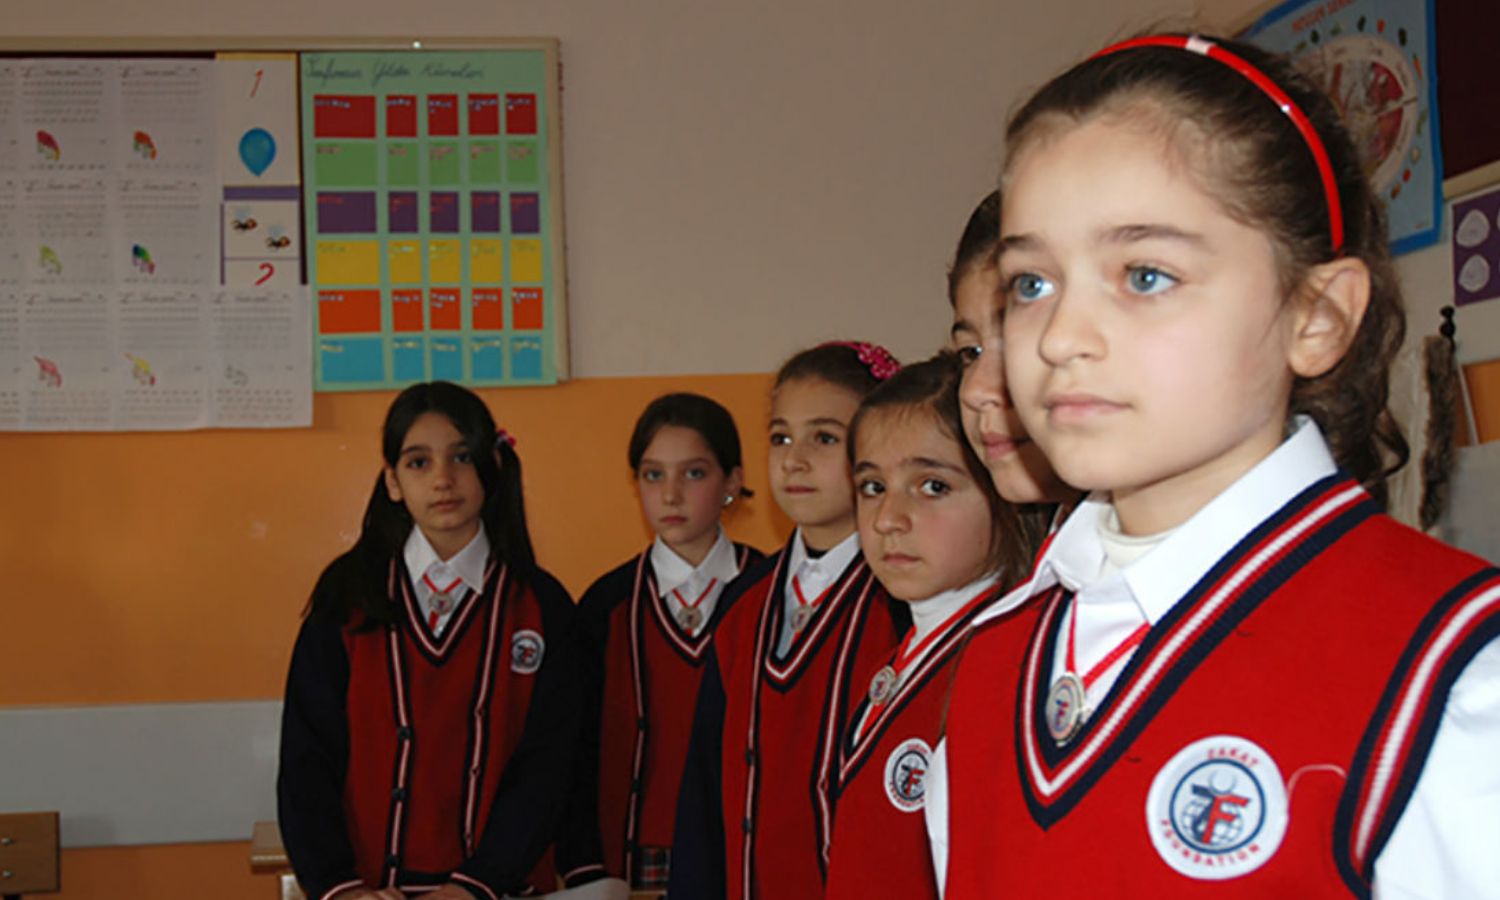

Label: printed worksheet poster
[0,58,312,430]
[300,49,561,390]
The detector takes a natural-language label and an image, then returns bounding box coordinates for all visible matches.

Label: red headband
[822,340,901,381]
[1091,35,1344,255]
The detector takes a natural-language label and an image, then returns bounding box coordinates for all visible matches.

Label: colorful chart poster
[1244,0,1443,254]
[300,50,561,390]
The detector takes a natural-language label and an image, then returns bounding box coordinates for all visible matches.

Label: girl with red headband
[669,341,908,900]
[930,34,1500,898]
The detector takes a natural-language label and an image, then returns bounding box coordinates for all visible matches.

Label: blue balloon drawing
[238,128,276,177]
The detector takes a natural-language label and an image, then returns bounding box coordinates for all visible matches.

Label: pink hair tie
[823,340,902,381]
[496,427,518,449]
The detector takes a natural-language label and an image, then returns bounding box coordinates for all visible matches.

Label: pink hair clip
[824,340,901,381]
[496,427,518,450]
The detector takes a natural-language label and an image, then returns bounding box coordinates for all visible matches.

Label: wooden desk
[0,812,60,898]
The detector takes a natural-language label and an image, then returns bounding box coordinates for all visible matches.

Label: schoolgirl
[556,392,764,893]
[278,381,582,900]
[820,352,1046,900]
[669,342,905,900]
[936,35,1500,898]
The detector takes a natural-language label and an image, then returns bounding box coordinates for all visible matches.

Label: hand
[424,884,476,900]
[334,890,404,900]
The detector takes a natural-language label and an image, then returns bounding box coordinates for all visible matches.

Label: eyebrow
[999,223,1209,256]
[852,456,968,476]
[950,318,977,339]
[771,417,848,430]
[640,456,713,467]
[399,440,467,457]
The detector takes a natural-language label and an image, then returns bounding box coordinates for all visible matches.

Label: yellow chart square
[316,240,379,285]
[470,240,503,284]
[388,240,422,284]
[428,240,462,284]
[509,239,543,283]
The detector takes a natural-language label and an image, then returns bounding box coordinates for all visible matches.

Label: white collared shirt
[928,419,1500,897]
[403,526,489,637]
[777,529,862,655]
[650,528,742,636]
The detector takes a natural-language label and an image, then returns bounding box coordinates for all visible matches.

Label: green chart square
[387,143,419,187]
[430,141,462,186]
[506,140,539,184]
[469,141,502,185]
[315,142,378,186]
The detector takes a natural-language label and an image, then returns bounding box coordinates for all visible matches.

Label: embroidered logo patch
[509,629,544,674]
[884,738,932,813]
[1145,735,1288,881]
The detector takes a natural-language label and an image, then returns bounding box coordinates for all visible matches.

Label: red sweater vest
[342,561,553,894]
[821,589,993,900]
[714,550,898,900]
[944,479,1500,898]
[595,547,755,882]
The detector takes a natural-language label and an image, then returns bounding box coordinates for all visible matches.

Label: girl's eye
[954,344,981,366]
[405,456,429,470]
[686,467,707,480]
[919,477,951,497]
[1007,272,1055,304]
[815,431,840,446]
[641,469,663,483]
[856,479,884,498]
[454,451,473,465]
[1125,265,1178,296]
[770,432,791,447]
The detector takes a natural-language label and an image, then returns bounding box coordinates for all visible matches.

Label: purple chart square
[510,192,540,234]
[388,192,419,233]
[1453,187,1500,307]
[471,192,501,233]
[317,192,378,233]
[430,192,460,234]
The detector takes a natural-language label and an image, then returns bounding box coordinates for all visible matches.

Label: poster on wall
[299,49,565,391]
[1452,183,1500,307]
[0,57,311,431]
[1243,0,1443,255]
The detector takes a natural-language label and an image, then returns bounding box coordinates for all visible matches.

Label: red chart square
[314,95,377,138]
[392,289,424,332]
[472,288,504,330]
[468,94,500,135]
[430,287,462,330]
[511,286,543,330]
[428,94,459,137]
[505,94,537,134]
[386,95,418,137]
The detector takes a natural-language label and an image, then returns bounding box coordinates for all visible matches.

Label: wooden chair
[0,812,59,899]
[249,821,305,900]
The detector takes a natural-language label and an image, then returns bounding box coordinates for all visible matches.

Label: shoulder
[522,564,576,614]
[577,555,643,617]
[715,551,781,628]
[733,541,768,570]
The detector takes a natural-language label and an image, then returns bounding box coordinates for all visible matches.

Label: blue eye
[1126,266,1178,295]
[1009,272,1055,304]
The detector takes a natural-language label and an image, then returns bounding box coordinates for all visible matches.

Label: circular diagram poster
[1244,0,1442,255]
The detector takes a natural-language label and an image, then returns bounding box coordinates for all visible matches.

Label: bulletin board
[300,46,568,390]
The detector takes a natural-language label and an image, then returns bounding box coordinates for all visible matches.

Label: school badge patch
[509,629,544,674]
[1145,735,1288,880]
[884,738,932,813]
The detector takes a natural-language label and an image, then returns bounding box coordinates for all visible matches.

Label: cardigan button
[397,726,413,740]
[742,818,752,834]
[392,787,408,801]
[386,853,400,868]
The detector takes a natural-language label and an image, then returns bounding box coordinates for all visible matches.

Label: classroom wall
[0,0,1321,896]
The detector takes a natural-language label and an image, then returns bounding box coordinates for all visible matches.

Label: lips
[660,515,688,526]
[783,485,816,494]
[881,552,920,567]
[1044,391,1127,423]
[431,498,463,512]
[978,431,1028,460]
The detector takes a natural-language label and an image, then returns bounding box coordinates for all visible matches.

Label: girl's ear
[1289,256,1371,379]
[383,466,404,503]
[724,465,745,505]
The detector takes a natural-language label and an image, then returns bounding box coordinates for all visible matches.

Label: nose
[781,439,810,472]
[872,490,910,536]
[1035,286,1104,367]
[959,345,1010,414]
[662,473,684,504]
[431,456,457,487]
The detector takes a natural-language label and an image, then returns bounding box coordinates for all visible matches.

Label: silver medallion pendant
[431,591,456,615]
[1045,672,1088,744]
[790,604,815,633]
[868,665,898,706]
[676,605,704,633]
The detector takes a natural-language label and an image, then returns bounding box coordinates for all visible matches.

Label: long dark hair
[1004,33,1408,505]
[307,381,536,627]
[849,352,1051,586]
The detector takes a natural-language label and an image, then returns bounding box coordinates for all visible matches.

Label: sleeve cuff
[452,871,502,900]
[562,863,608,887]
